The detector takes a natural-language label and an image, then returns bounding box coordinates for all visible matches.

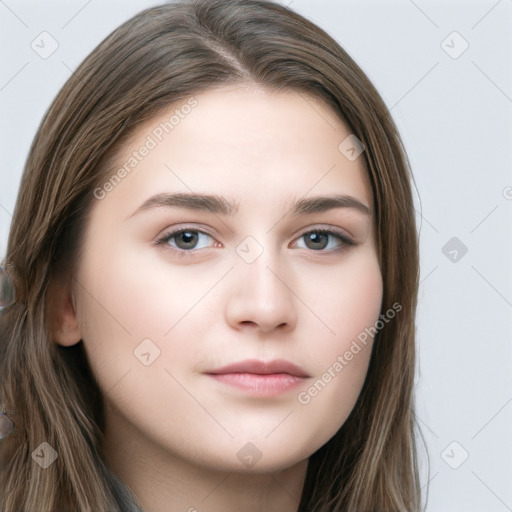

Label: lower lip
[208,373,306,396]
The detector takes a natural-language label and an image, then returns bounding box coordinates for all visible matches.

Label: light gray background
[1,1,511,511]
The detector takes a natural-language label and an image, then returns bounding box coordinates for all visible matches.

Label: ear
[47,277,81,347]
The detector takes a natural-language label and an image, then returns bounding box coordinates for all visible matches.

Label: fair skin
[54,86,382,512]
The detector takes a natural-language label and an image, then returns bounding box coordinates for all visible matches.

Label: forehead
[98,86,372,216]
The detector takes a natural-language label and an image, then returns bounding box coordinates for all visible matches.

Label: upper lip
[207,359,310,378]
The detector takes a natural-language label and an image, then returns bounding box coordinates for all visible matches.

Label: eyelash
[155,226,356,259]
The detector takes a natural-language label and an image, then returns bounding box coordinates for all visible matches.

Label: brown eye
[304,232,329,250]
[295,229,355,252]
[174,231,199,249]
[158,229,215,251]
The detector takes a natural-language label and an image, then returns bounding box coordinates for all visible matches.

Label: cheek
[76,233,210,335]
[325,252,383,340]
[73,236,227,388]
[294,250,382,441]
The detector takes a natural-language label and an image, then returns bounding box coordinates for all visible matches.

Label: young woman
[0,1,421,510]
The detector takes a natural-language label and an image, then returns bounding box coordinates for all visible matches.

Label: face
[71,86,382,474]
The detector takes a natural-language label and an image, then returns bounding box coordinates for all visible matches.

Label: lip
[206,359,310,397]
[208,359,310,377]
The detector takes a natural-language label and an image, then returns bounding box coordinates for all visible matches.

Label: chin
[184,436,316,475]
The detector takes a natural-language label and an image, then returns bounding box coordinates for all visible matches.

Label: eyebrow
[290,194,371,216]
[128,192,371,218]
[128,192,239,218]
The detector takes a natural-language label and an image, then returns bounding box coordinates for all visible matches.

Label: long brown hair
[0,1,421,510]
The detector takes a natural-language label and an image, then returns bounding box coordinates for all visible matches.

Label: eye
[294,229,354,251]
[157,229,217,251]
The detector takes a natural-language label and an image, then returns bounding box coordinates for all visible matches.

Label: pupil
[177,231,198,249]
[306,232,328,250]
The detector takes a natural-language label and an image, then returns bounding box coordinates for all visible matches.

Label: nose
[224,251,298,335]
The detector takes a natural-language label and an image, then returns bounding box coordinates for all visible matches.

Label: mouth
[206,359,310,397]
